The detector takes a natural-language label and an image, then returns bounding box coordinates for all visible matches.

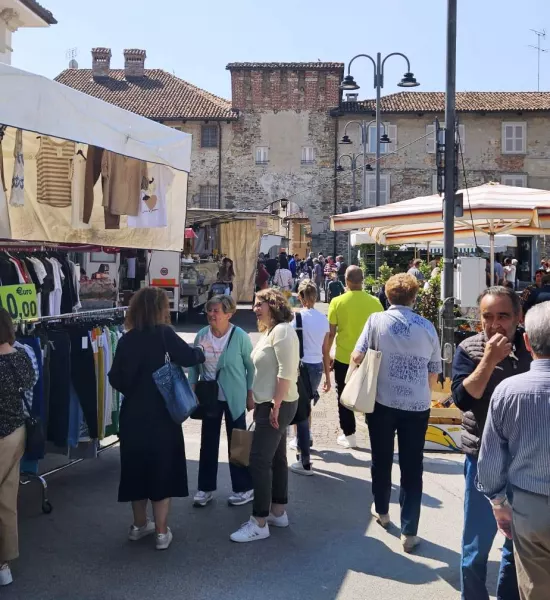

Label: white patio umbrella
[331,182,550,284]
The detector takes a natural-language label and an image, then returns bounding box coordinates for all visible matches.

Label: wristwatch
[490,497,508,508]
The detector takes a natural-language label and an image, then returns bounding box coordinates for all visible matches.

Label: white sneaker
[290,461,314,476]
[0,564,13,586]
[230,517,270,543]
[156,528,173,550]
[266,511,289,528]
[289,436,298,450]
[128,518,156,541]
[193,490,213,507]
[337,433,357,448]
[228,489,254,506]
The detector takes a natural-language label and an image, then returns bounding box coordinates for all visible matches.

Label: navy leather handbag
[153,352,198,424]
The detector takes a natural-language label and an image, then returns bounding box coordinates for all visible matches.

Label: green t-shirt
[328,290,384,364]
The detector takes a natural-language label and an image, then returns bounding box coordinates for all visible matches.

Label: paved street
[6,306,505,600]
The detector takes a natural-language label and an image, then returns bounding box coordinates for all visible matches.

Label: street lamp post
[341,52,420,276]
[340,120,386,210]
[337,153,373,263]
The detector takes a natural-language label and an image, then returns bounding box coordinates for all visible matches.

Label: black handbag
[191,326,236,420]
[21,392,45,460]
[291,312,315,425]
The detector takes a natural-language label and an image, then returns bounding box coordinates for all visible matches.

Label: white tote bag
[340,317,382,414]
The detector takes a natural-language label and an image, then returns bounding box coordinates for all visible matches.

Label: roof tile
[339,91,550,113]
[19,0,57,24]
[54,68,236,120]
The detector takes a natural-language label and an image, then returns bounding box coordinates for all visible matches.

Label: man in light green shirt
[327,266,383,448]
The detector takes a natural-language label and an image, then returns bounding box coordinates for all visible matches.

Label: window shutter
[458,124,465,154]
[366,176,376,206]
[426,124,436,153]
[432,174,438,194]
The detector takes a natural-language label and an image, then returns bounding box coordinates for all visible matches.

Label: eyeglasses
[253,302,265,309]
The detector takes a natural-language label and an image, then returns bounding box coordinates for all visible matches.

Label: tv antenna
[65,47,78,69]
[528,29,548,91]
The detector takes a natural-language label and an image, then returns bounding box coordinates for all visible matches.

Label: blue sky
[12,0,550,100]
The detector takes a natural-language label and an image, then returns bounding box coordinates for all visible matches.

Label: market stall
[0,62,192,511]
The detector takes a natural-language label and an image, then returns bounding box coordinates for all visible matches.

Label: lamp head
[398,72,420,87]
[340,135,352,145]
[380,133,391,144]
[340,74,360,90]
[336,165,345,172]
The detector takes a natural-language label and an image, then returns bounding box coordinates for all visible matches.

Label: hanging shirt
[70,146,90,229]
[101,151,148,217]
[10,128,24,207]
[0,184,12,239]
[37,137,75,207]
[126,257,136,279]
[127,164,174,228]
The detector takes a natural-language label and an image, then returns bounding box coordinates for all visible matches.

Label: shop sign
[0,284,39,321]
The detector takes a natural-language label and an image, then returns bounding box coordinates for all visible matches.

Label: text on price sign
[0,284,38,321]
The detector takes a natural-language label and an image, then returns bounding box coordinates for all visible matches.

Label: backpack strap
[295,312,305,360]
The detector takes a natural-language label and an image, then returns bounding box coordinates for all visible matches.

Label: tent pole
[490,232,495,286]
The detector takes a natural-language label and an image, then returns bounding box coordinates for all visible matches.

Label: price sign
[0,284,39,321]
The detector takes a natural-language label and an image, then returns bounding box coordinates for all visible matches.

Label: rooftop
[55,68,236,121]
[19,0,57,24]
[337,91,550,114]
[227,62,344,70]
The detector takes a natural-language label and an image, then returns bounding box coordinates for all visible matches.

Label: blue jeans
[296,362,323,466]
[461,455,519,600]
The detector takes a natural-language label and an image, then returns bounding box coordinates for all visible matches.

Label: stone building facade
[222,63,343,254]
[333,91,550,262]
[57,53,550,261]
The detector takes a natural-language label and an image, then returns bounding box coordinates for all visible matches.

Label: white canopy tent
[0,63,192,250]
[333,183,550,284]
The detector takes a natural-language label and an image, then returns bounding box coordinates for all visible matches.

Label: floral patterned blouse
[0,349,35,438]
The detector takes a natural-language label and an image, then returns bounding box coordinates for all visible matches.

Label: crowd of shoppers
[6,248,550,598]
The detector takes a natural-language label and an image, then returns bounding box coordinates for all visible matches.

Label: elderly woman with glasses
[188,295,255,508]
[230,289,299,543]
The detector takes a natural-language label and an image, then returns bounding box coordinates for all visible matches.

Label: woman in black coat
[109,287,204,551]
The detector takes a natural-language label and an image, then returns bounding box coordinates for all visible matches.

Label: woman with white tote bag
[350,274,442,554]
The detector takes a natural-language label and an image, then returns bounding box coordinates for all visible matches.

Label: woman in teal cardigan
[188,295,255,507]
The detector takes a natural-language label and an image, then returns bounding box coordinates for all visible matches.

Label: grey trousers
[249,401,298,518]
[512,486,550,600]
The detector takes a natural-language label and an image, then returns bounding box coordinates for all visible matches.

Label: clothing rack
[20,439,120,514]
[34,306,127,324]
[19,305,127,514]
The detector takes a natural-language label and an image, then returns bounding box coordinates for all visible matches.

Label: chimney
[124,49,146,78]
[91,47,112,78]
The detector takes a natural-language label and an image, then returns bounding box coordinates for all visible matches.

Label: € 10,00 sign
[0,284,39,321]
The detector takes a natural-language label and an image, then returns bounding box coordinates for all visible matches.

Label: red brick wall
[229,67,343,111]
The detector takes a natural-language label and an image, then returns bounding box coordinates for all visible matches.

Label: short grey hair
[477,286,521,316]
[525,301,550,357]
[205,294,236,315]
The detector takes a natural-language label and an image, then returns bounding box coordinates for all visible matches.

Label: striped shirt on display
[37,137,75,207]
[477,359,550,498]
